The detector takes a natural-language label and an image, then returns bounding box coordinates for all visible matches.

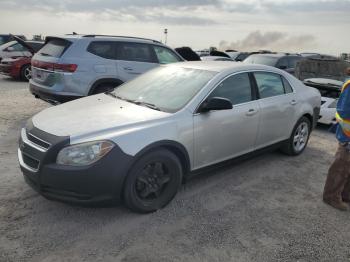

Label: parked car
[226,51,252,61]
[304,78,343,125]
[18,62,320,213]
[0,40,41,62]
[244,53,304,74]
[174,47,200,61]
[201,56,233,61]
[29,34,184,104]
[0,34,26,46]
[0,39,44,81]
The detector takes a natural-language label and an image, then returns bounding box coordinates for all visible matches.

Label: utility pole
[164,28,168,45]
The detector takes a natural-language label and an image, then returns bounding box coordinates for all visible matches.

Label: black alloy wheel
[123,149,183,213]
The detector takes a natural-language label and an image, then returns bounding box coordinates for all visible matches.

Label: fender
[132,140,191,175]
[88,78,124,95]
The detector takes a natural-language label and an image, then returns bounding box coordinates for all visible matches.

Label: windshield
[39,38,71,58]
[112,66,217,113]
[244,55,279,66]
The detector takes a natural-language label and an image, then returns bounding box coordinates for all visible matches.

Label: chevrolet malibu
[18,62,321,213]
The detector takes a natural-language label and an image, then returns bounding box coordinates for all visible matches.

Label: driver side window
[208,73,252,105]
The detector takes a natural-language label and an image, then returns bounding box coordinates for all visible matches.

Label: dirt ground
[0,75,349,262]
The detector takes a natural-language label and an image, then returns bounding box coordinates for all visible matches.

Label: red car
[0,39,43,81]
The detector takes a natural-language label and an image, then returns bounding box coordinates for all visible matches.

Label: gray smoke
[219,30,316,52]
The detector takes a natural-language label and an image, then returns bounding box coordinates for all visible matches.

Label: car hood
[304,78,343,88]
[10,34,36,54]
[32,94,171,138]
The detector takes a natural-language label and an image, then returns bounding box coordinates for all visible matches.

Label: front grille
[27,132,51,150]
[22,152,40,170]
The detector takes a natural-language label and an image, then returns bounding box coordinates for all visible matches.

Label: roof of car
[250,53,300,58]
[47,34,163,45]
[170,61,283,73]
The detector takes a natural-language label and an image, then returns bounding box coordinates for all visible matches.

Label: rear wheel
[123,149,183,213]
[281,116,311,156]
[92,83,118,94]
[20,64,31,81]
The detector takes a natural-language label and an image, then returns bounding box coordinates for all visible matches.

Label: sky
[0,0,349,55]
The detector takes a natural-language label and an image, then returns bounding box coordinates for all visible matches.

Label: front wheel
[281,116,311,156]
[123,149,183,213]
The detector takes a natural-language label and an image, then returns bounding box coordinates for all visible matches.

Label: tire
[281,116,311,156]
[123,149,183,213]
[20,64,31,81]
[92,84,117,94]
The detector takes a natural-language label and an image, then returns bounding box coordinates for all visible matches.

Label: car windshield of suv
[113,66,217,113]
[38,38,71,58]
[244,55,279,66]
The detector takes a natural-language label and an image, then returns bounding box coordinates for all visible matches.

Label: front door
[115,42,158,82]
[193,72,260,169]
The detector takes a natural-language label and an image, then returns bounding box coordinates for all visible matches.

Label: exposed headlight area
[328,99,338,108]
[56,141,114,166]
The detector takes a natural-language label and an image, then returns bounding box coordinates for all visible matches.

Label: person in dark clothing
[323,68,350,211]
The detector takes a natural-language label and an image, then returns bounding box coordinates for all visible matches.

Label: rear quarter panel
[288,76,321,129]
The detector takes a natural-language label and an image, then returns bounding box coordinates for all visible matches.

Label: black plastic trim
[133,140,191,176]
[29,83,82,104]
[88,78,124,95]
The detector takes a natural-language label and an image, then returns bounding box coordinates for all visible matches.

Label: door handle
[246,109,258,116]
[290,100,297,105]
[123,67,133,71]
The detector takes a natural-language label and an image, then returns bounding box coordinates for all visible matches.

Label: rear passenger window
[208,73,252,105]
[282,76,293,93]
[117,42,155,63]
[254,72,285,98]
[87,41,116,59]
[153,46,181,64]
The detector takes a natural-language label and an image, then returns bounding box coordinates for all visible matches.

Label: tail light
[31,60,77,73]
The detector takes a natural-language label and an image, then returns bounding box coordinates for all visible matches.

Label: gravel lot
[0,75,349,262]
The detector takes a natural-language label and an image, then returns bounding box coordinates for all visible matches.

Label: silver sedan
[18,61,321,212]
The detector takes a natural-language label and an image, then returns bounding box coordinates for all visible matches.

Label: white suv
[29,34,184,104]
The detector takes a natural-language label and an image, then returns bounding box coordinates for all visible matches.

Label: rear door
[253,71,298,148]
[193,72,260,169]
[115,42,158,82]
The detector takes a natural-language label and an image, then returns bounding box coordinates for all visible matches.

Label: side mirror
[6,47,15,52]
[278,65,287,70]
[200,97,233,113]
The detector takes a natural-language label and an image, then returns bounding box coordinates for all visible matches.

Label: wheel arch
[132,140,191,177]
[302,113,313,128]
[88,78,124,95]
[119,140,191,201]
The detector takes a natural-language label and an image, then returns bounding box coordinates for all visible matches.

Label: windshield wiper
[39,52,52,57]
[111,95,161,111]
[133,100,161,111]
[105,92,117,98]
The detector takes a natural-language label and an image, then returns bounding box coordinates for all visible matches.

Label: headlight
[328,99,338,108]
[56,141,114,166]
